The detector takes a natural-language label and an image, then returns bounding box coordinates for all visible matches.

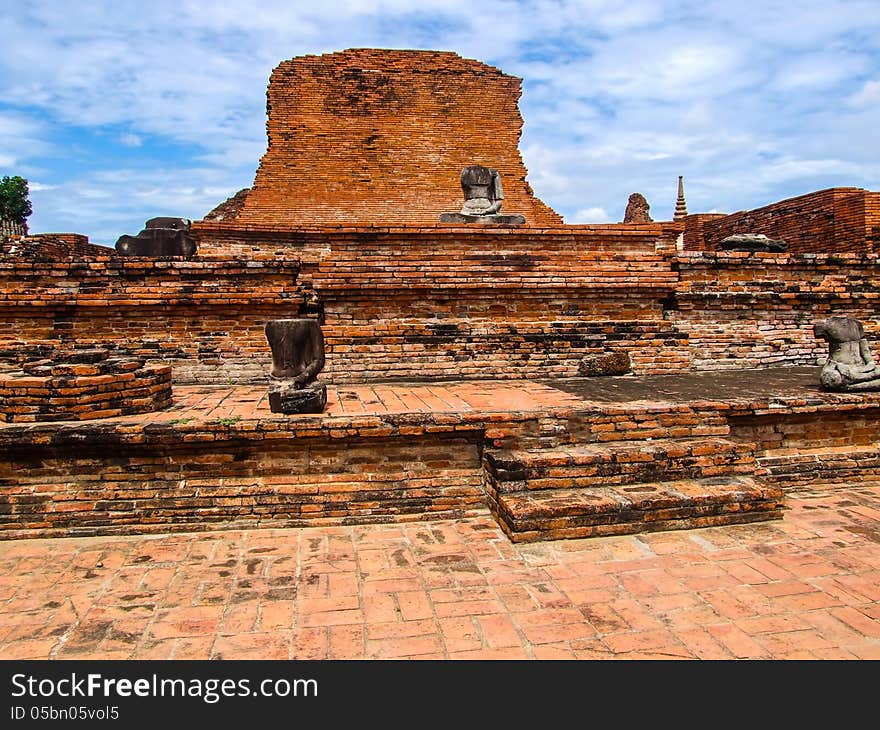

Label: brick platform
[3,367,879,542]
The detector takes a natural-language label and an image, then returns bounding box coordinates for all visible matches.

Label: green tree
[0,175,33,232]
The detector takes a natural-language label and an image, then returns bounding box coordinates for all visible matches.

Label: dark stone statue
[719,233,787,252]
[115,217,197,257]
[439,165,525,225]
[814,316,880,391]
[622,193,652,223]
[265,318,327,413]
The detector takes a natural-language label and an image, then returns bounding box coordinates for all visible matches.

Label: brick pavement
[1,479,878,660]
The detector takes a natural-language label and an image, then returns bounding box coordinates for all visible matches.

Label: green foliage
[0,175,33,228]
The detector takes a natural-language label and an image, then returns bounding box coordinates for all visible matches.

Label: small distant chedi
[622,192,653,223]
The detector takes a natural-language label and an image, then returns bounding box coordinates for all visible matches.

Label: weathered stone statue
[814,317,880,391]
[439,165,525,225]
[622,193,653,223]
[115,217,197,257]
[265,318,327,413]
[719,233,787,252]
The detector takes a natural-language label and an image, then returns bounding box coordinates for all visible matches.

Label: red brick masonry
[233,49,561,226]
[1,371,875,541]
[6,228,877,383]
[0,356,171,422]
[683,187,880,253]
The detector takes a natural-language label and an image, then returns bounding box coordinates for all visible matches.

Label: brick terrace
[4,368,880,542]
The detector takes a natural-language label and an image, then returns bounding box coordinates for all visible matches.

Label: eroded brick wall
[1,234,111,259]
[0,428,486,538]
[6,231,880,383]
[0,362,172,423]
[685,188,878,253]
[232,49,561,227]
[670,251,880,369]
[0,257,303,383]
[301,226,687,378]
[682,214,726,252]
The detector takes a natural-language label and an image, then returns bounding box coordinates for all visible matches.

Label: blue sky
[2,0,879,246]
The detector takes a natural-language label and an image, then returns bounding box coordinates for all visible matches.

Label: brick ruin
[227,48,561,227]
[682,187,880,253]
[2,49,880,541]
[0,348,171,423]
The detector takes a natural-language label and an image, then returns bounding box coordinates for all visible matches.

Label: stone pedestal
[439,213,525,225]
[719,234,787,252]
[267,381,327,414]
[115,217,197,257]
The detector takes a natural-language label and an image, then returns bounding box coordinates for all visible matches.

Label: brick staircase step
[492,475,783,543]
[485,437,756,491]
[758,445,880,486]
[506,406,732,450]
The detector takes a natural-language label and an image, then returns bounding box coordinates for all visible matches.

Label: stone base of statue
[115,217,197,257]
[439,213,525,225]
[819,364,880,392]
[719,234,787,252]
[268,381,327,414]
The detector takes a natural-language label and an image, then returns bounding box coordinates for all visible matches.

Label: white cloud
[118,134,143,148]
[571,207,613,223]
[850,79,880,106]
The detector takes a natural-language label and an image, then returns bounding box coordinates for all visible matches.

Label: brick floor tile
[213,632,290,660]
[707,624,771,659]
[601,630,686,655]
[298,594,360,614]
[130,639,176,660]
[828,607,880,638]
[474,614,522,649]
[3,475,880,661]
[531,643,577,659]
[438,617,482,653]
[367,619,437,640]
[735,614,813,635]
[291,627,327,660]
[260,600,295,630]
[148,606,224,639]
[297,608,363,628]
[433,599,501,618]
[752,630,836,655]
[447,647,531,660]
[773,591,845,612]
[170,636,216,660]
[675,628,734,659]
[395,590,433,621]
[366,635,444,659]
[513,607,587,629]
[328,625,365,658]
[520,621,597,645]
[0,638,60,660]
[580,603,630,634]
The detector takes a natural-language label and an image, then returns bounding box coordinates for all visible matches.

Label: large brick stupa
[219,48,561,227]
